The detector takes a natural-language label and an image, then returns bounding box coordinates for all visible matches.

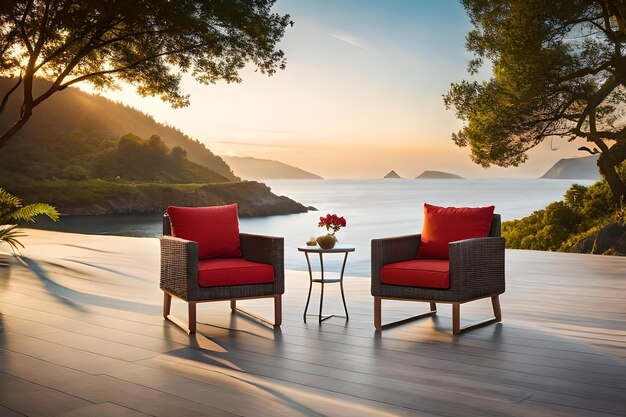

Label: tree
[444,0,626,202]
[0,0,291,148]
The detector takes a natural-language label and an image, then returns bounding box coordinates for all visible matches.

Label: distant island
[384,170,402,179]
[416,170,464,179]
[541,155,601,180]
[221,156,322,180]
[0,78,309,217]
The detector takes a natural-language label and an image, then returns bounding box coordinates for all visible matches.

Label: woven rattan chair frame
[371,214,505,335]
[160,214,284,333]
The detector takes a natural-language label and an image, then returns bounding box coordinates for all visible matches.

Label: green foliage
[92,133,229,183]
[0,1,291,147]
[0,225,25,252]
[0,188,59,224]
[0,187,59,253]
[62,165,90,180]
[3,179,233,214]
[0,78,238,181]
[503,168,625,253]
[445,0,626,201]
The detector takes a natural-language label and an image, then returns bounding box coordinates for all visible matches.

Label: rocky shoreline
[7,180,313,217]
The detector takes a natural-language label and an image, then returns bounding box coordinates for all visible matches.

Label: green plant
[502,163,626,255]
[0,188,59,254]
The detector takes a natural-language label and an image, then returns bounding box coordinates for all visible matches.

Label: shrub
[503,162,625,254]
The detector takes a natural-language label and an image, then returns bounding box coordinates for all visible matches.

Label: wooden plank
[0,229,624,417]
[0,405,26,417]
[63,402,153,417]
[0,350,236,417]
[0,372,92,417]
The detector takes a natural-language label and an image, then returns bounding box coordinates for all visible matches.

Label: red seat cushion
[417,203,495,259]
[167,204,242,259]
[381,259,450,289]
[198,258,275,287]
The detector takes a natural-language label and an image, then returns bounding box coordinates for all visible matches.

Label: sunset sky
[91,0,587,179]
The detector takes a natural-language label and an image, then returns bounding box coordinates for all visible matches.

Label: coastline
[5,180,311,217]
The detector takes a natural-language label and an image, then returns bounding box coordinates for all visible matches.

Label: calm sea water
[31,178,594,277]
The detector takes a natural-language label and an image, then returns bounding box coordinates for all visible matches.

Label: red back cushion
[166,204,242,259]
[417,203,495,259]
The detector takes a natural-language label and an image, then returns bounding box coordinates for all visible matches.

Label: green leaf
[10,203,60,223]
[0,224,25,254]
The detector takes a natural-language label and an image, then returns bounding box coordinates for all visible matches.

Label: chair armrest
[449,236,505,300]
[240,233,285,294]
[371,234,421,296]
[160,235,199,300]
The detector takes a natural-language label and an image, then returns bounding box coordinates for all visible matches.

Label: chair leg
[452,303,461,335]
[188,302,197,333]
[375,297,437,330]
[374,296,382,330]
[274,295,282,327]
[454,296,502,335]
[231,296,281,328]
[163,294,196,334]
[163,292,172,319]
[492,295,502,322]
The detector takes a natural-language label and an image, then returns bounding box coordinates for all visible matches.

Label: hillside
[416,170,464,179]
[221,156,322,180]
[0,78,237,181]
[541,155,601,179]
[0,78,313,217]
[93,133,228,183]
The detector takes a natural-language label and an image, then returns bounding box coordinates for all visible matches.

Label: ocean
[30,178,594,277]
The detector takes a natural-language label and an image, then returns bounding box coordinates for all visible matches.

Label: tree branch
[56,43,206,92]
[574,75,619,132]
[0,73,22,113]
[557,61,613,83]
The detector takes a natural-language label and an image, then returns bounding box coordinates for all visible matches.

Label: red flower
[318,213,347,234]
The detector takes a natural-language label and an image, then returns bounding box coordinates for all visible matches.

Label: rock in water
[416,170,463,179]
[384,170,402,179]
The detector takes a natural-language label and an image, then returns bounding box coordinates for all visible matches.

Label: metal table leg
[318,252,325,323]
[303,252,313,323]
[301,248,351,324]
[339,251,349,320]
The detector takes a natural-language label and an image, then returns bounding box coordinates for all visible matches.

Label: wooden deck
[1,229,625,417]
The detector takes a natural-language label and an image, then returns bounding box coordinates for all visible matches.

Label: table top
[297,244,355,253]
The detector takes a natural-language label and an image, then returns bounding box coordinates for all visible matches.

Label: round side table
[297,244,355,323]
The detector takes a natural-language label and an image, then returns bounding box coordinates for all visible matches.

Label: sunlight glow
[77,0,589,178]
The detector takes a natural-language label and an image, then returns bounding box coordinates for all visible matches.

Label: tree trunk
[598,153,626,204]
[0,116,30,150]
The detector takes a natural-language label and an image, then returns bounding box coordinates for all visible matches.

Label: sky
[88,0,588,179]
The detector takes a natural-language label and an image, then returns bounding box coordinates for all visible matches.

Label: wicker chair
[160,211,284,334]
[371,214,504,335]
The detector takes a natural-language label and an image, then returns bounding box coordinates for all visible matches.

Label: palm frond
[0,188,22,208]
[0,188,23,224]
[0,189,59,252]
[0,224,25,254]
[10,203,60,223]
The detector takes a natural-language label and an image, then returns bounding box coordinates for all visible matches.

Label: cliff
[6,180,309,217]
[221,156,322,180]
[416,170,463,179]
[541,155,601,179]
